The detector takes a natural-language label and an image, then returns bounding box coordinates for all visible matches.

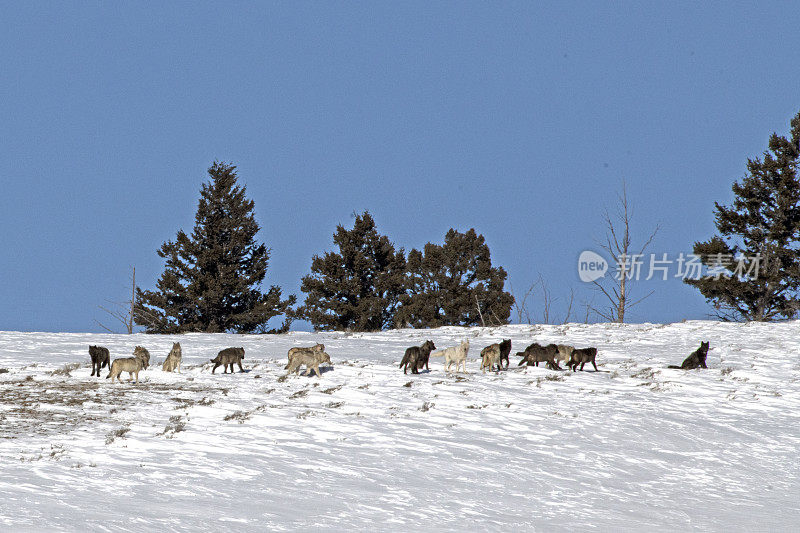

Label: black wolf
[493,339,512,371]
[89,345,110,377]
[668,341,709,370]
[399,340,436,374]
[517,343,562,370]
[568,347,598,371]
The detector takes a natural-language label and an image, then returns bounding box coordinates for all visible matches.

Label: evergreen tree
[135,162,295,333]
[686,111,800,321]
[297,212,406,331]
[395,228,514,328]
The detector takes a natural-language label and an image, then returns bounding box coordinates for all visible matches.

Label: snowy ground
[1,321,799,531]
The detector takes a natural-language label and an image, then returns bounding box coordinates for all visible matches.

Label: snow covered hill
[1,321,798,531]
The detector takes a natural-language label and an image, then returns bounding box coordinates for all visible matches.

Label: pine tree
[685,111,800,321]
[395,228,514,328]
[135,162,295,333]
[297,212,406,331]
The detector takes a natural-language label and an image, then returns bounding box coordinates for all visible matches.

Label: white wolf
[430,340,469,373]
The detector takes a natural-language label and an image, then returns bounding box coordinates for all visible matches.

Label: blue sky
[1,2,798,332]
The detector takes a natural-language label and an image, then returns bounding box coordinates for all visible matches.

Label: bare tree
[96,266,137,334]
[537,274,576,325]
[582,300,593,324]
[591,181,660,323]
[509,280,538,324]
[510,276,576,325]
[473,293,507,327]
[562,288,575,325]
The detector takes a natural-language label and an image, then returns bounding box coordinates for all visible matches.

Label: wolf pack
[398,339,601,374]
[86,337,710,383]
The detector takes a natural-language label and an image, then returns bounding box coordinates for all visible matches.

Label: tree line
[133,162,513,333]
[132,110,800,333]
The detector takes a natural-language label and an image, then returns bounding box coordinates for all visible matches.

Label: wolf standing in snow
[133,346,151,369]
[211,347,245,374]
[556,344,575,366]
[399,340,436,374]
[517,343,561,370]
[668,341,709,369]
[162,342,182,373]
[480,343,501,373]
[106,347,150,383]
[567,347,598,371]
[286,349,332,378]
[430,340,469,372]
[493,339,512,371]
[89,345,110,377]
[287,343,324,366]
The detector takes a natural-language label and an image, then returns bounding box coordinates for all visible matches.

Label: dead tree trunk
[591,181,659,323]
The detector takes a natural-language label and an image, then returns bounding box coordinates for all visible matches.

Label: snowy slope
[1,321,799,531]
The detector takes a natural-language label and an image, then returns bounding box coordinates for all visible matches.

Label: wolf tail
[517,358,527,366]
[283,363,290,370]
[667,365,682,369]
[430,350,444,358]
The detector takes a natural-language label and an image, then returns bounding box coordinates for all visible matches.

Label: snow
[1,321,799,530]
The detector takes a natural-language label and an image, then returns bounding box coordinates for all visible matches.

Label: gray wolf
[517,343,562,370]
[556,345,575,366]
[399,340,436,374]
[286,349,332,378]
[287,343,324,366]
[668,341,709,369]
[89,345,110,377]
[480,343,501,373]
[162,342,182,373]
[133,346,150,370]
[106,348,148,383]
[211,347,245,374]
[568,347,599,371]
[430,340,469,372]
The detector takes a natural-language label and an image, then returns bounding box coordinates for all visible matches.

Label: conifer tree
[395,228,514,328]
[297,212,406,331]
[135,162,295,333]
[686,111,800,321]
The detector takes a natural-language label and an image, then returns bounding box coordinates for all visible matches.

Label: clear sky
[1,2,799,332]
